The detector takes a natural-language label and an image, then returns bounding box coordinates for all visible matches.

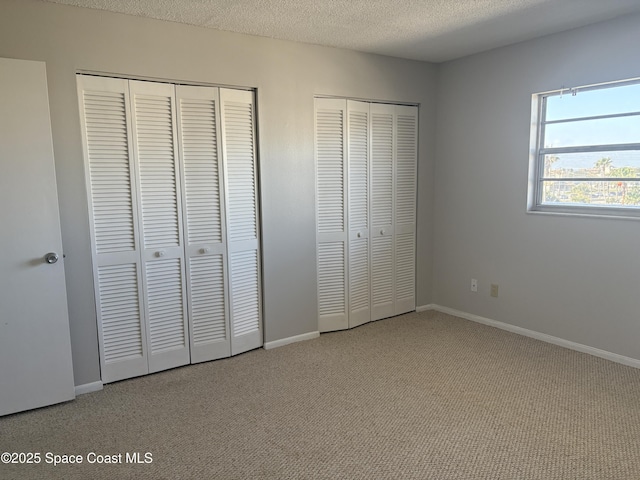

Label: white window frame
[528,78,640,219]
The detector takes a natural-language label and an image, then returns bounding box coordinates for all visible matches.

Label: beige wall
[434,13,640,360]
[0,0,437,386]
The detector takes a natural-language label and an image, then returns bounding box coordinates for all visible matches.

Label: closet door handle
[356,232,361,238]
[380,229,385,235]
[44,252,59,264]
[155,250,165,258]
[200,247,210,254]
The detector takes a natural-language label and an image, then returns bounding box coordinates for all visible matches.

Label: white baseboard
[416,304,436,312]
[75,381,103,396]
[426,304,640,369]
[264,331,320,350]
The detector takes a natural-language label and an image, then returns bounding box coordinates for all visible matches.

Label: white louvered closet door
[77,75,148,383]
[347,101,371,328]
[315,98,348,332]
[129,80,190,373]
[394,106,417,315]
[220,89,263,355]
[176,85,231,363]
[370,103,395,321]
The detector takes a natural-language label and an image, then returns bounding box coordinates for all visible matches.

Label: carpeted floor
[1,310,640,479]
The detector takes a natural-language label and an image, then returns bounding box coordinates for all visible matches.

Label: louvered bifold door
[220,89,263,355]
[370,103,395,321]
[315,98,348,332]
[129,80,190,373]
[394,106,417,315]
[176,85,231,363]
[347,101,370,328]
[77,75,148,383]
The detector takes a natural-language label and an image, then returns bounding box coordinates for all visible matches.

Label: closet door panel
[370,104,395,321]
[77,75,148,383]
[176,85,231,363]
[144,257,187,370]
[228,249,260,354]
[220,88,262,355]
[347,101,370,328]
[315,98,348,332]
[394,106,418,314]
[129,80,190,373]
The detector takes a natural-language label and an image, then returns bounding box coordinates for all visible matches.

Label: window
[529,79,640,217]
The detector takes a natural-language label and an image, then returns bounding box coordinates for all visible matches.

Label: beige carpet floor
[1,311,640,479]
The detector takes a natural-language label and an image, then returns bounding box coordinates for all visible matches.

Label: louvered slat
[371,113,393,227]
[372,235,393,306]
[230,251,260,336]
[349,238,369,312]
[98,264,143,363]
[146,258,186,352]
[84,90,135,254]
[190,255,226,344]
[180,97,223,245]
[134,93,180,248]
[396,114,417,226]
[224,101,257,243]
[318,242,346,316]
[317,109,345,233]
[395,233,415,301]
[349,110,368,229]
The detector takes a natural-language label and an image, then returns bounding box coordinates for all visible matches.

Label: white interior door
[129,80,190,373]
[0,57,75,416]
[394,106,418,315]
[176,85,231,363]
[220,88,263,355]
[370,103,395,321]
[347,100,371,328]
[77,75,149,384]
[315,98,349,332]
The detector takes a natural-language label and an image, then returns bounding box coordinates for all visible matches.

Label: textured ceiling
[43,0,640,62]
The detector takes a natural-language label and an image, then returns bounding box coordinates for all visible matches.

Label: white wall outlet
[471,278,478,292]
[491,284,499,297]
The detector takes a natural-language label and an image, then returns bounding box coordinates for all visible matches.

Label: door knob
[200,247,210,254]
[380,229,385,235]
[356,232,361,238]
[45,252,59,264]
[155,250,165,258]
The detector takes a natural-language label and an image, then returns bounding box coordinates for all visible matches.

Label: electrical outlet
[490,284,499,297]
[471,279,478,292]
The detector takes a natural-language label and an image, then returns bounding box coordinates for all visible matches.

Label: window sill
[527,204,640,221]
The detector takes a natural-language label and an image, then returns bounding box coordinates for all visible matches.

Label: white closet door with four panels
[176,85,231,363]
[78,76,148,383]
[315,98,349,332]
[315,98,418,331]
[220,88,262,355]
[347,100,371,328]
[79,75,262,383]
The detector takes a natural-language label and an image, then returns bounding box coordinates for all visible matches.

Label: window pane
[543,115,640,148]
[543,151,640,179]
[546,82,640,121]
[541,180,640,206]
